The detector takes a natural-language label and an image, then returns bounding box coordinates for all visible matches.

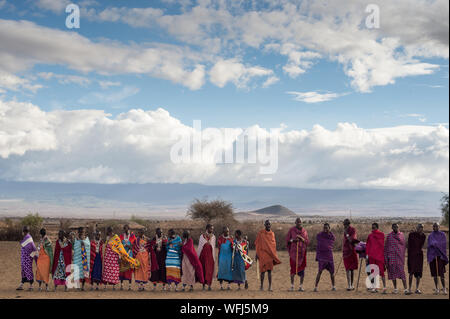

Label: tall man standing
[255,220,281,291]
[407,224,426,294]
[366,223,387,293]
[313,223,336,292]
[384,223,408,294]
[427,222,448,294]
[286,217,309,291]
[343,219,359,291]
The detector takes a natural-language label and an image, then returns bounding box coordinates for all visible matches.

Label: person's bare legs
[260,271,265,291]
[267,270,272,291]
[314,270,322,291]
[408,274,413,291]
[330,272,336,290]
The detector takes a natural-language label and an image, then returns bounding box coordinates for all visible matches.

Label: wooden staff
[355,258,363,292]
[335,256,343,276]
[256,259,260,281]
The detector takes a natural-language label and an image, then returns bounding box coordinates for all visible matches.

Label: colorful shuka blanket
[343,226,359,271]
[52,239,72,286]
[256,229,281,273]
[73,237,91,281]
[20,234,38,283]
[90,239,104,284]
[217,235,234,282]
[166,235,182,284]
[316,231,335,273]
[285,226,308,274]
[119,232,136,280]
[427,230,449,264]
[102,234,140,285]
[181,237,204,285]
[150,235,168,283]
[197,233,216,286]
[232,239,253,284]
[36,236,53,284]
[384,231,406,280]
[133,236,151,283]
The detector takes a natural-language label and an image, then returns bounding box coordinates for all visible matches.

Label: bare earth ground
[0,241,448,299]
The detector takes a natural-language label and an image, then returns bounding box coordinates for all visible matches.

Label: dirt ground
[0,241,448,299]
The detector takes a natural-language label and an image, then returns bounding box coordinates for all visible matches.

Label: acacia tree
[441,193,449,226]
[187,199,235,223]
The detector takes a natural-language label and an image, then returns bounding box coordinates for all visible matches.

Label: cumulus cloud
[287,91,348,103]
[86,0,447,92]
[0,99,448,191]
[209,59,275,88]
[0,19,207,91]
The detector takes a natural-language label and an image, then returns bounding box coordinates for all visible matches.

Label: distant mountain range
[0,180,444,218]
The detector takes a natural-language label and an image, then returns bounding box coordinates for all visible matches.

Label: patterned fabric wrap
[165,235,182,284]
[384,231,406,280]
[109,234,140,269]
[73,237,91,280]
[20,234,37,283]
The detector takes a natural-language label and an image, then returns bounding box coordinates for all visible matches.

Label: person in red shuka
[343,219,359,291]
[197,224,216,291]
[366,222,387,294]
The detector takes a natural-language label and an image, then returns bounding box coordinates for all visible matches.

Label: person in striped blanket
[70,227,90,291]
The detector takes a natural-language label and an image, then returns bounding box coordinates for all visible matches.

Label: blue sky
[1,0,448,130]
[0,0,448,191]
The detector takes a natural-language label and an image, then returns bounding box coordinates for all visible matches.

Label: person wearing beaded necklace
[52,230,72,292]
[35,228,53,292]
[150,228,168,290]
[133,229,151,291]
[217,226,234,290]
[90,230,104,290]
[197,224,216,291]
[119,224,136,290]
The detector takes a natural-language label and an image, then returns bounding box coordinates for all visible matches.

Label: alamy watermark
[170,120,279,175]
[66,4,80,29]
[365,4,380,29]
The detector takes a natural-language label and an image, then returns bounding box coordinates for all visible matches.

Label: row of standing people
[17,219,448,294]
[16,224,252,292]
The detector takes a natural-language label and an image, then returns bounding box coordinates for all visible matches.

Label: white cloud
[98,80,121,89]
[0,19,207,91]
[0,98,448,191]
[38,72,91,86]
[91,0,447,92]
[287,91,348,103]
[0,71,43,93]
[34,0,70,13]
[209,59,274,88]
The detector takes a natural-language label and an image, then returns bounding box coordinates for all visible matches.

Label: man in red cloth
[366,222,387,293]
[286,217,309,291]
[343,219,359,291]
[197,224,216,291]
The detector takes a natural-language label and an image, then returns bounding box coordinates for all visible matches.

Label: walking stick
[256,259,260,281]
[355,258,363,292]
[335,256,343,276]
[295,240,299,275]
